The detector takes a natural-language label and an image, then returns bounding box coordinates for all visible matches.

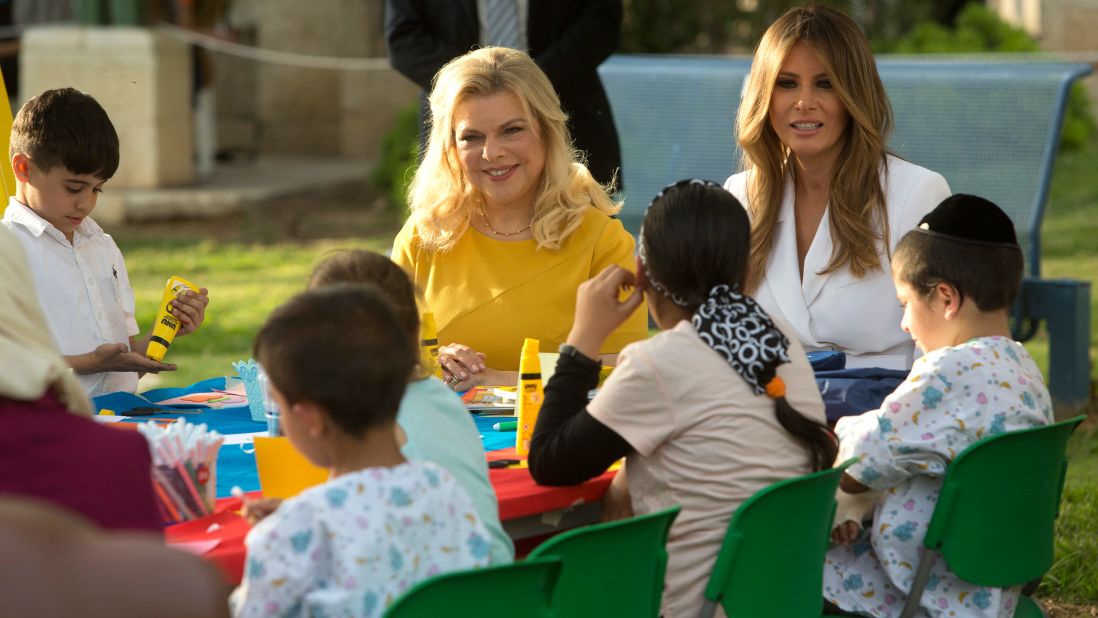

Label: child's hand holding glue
[170,285,210,337]
[145,276,209,363]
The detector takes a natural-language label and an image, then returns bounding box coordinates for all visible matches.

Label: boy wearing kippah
[823,195,1054,618]
[2,88,209,396]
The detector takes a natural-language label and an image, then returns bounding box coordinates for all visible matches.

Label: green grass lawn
[113,140,1098,610]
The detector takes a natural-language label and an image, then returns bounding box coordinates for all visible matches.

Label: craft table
[92,379,614,585]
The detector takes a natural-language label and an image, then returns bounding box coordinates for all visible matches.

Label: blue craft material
[98,377,519,498]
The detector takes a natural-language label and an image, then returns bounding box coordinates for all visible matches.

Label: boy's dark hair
[642,180,837,472]
[253,284,416,437]
[10,88,120,179]
[308,250,420,340]
[894,197,1024,312]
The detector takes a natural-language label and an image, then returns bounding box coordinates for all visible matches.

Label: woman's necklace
[479,207,532,237]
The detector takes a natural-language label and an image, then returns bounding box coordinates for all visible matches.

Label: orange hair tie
[765,376,786,399]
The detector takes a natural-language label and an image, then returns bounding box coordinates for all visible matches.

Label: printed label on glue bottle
[515,338,543,456]
[146,275,198,362]
[420,312,444,380]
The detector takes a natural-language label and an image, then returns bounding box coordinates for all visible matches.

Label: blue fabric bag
[814,368,908,424]
[807,351,907,423]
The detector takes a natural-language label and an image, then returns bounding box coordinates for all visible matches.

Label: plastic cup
[240,364,267,423]
[260,373,282,437]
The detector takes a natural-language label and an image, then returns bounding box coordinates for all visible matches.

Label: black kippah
[914,194,1020,248]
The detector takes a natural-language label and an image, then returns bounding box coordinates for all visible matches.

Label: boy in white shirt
[1,88,209,397]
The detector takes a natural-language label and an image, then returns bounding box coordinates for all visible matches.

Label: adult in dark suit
[385,0,625,190]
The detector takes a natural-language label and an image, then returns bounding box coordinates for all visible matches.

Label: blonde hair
[737,5,893,289]
[407,47,619,253]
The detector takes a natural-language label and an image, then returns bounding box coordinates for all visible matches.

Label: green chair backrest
[526,505,681,618]
[383,558,561,618]
[703,458,856,618]
[922,415,1084,587]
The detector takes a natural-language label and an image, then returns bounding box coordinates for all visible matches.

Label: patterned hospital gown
[823,336,1053,618]
[231,461,491,617]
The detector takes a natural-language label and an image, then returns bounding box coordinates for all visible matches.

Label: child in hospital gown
[823,336,1053,617]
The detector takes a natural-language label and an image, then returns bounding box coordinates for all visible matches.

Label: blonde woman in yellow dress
[393,47,647,391]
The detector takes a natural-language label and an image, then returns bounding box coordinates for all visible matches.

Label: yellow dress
[392,208,648,371]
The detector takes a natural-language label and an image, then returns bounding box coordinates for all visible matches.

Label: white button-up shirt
[2,197,140,397]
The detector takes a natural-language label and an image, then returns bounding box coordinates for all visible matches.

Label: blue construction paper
[97,378,518,498]
[474,414,517,452]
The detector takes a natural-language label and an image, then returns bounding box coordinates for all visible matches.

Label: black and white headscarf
[691,285,791,395]
[639,179,791,395]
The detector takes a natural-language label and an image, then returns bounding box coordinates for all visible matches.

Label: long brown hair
[737,5,893,289]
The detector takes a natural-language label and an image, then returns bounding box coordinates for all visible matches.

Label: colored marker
[493,420,518,431]
[488,459,522,469]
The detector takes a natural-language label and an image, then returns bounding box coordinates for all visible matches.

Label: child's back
[234,284,490,617]
[398,376,514,564]
[309,249,514,564]
[589,318,825,617]
[232,460,489,617]
[825,337,1051,617]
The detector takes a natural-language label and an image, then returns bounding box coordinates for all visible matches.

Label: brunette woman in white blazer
[724,6,950,370]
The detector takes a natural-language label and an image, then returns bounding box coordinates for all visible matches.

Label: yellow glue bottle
[146,275,199,362]
[515,338,544,456]
[420,312,444,380]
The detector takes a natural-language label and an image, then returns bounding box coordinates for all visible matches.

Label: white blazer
[724,155,951,370]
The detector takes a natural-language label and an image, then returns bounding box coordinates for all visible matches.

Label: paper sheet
[253,437,328,499]
[167,539,222,555]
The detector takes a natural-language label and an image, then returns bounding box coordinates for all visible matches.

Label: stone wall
[246,0,417,159]
[21,27,194,188]
[988,0,1098,111]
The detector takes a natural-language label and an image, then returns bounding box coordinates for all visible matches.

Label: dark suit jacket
[385,0,624,188]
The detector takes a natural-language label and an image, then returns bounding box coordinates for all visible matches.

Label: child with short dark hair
[824,194,1053,618]
[308,249,514,564]
[230,285,490,617]
[1,88,209,397]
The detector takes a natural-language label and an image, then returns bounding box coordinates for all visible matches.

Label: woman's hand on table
[241,497,283,525]
[567,265,644,359]
[439,343,485,379]
[438,341,518,390]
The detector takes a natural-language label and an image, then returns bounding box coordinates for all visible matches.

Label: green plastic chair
[699,458,857,618]
[898,415,1085,618]
[526,505,681,618]
[383,558,561,617]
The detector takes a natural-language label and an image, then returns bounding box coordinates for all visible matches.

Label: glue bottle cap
[519,338,540,374]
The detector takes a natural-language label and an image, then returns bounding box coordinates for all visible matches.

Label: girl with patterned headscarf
[528,180,836,618]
